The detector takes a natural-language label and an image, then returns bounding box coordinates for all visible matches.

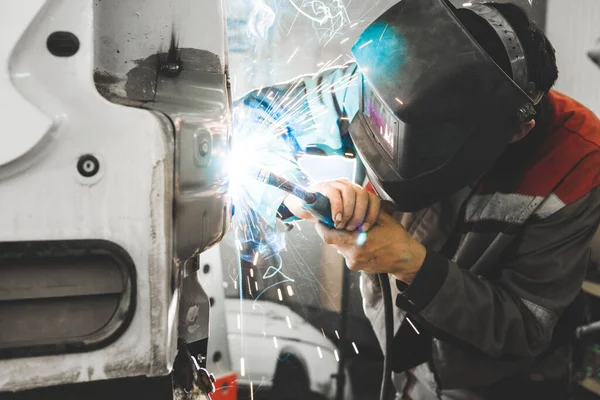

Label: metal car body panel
[0,0,230,392]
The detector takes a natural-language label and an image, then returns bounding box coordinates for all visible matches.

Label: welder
[237,1,600,398]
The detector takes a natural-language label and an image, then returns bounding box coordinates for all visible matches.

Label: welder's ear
[510,120,536,143]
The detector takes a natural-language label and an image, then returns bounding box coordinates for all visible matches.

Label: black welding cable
[378,272,394,400]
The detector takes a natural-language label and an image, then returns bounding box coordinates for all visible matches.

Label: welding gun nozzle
[254,169,317,204]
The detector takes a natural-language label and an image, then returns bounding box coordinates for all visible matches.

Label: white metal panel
[0,1,52,167]
[546,0,600,115]
[198,245,233,378]
[0,0,176,391]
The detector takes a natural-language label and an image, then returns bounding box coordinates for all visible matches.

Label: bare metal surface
[93,0,232,369]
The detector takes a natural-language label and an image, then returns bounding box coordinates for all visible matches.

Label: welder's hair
[457,3,559,95]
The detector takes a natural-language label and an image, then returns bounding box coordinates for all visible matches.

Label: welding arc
[255,169,317,204]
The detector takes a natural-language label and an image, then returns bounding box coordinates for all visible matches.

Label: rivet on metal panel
[77,154,100,177]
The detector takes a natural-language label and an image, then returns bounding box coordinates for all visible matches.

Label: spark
[340,37,349,44]
[321,328,326,338]
[319,54,343,72]
[227,58,361,334]
[287,47,300,64]
[286,315,292,329]
[317,346,323,359]
[379,24,389,41]
[335,330,340,339]
[358,39,373,50]
[352,342,359,354]
[406,317,421,335]
[287,8,301,36]
[395,97,404,105]
[241,357,246,377]
[273,336,279,349]
[317,62,325,67]
[334,349,339,361]
[462,2,472,6]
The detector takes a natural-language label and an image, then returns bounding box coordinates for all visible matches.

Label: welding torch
[254,169,336,228]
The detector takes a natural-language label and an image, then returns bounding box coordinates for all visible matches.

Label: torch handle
[302,192,336,228]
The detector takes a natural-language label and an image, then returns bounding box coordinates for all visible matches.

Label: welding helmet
[349,0,543,211]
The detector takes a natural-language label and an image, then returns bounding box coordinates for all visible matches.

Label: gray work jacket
[238,64,600,398]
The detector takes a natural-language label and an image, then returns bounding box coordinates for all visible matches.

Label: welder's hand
[315,211,426,283]
[283,178,381,231]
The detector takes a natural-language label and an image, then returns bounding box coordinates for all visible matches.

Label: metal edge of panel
[0,239,137,359]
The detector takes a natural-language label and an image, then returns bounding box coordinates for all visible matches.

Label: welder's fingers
[314,184,344,226]
[329,180,357,229]
[345,185,369,231]
[362,192,381,232]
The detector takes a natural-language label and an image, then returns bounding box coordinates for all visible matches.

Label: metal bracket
[173,339,216,400]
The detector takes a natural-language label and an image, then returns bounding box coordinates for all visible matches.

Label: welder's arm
[396,186,600,359]
[235,62,360,157]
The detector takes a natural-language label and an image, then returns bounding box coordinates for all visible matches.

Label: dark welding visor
[349,0,541,211]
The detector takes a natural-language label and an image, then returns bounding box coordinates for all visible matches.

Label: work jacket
[238,63,600,398]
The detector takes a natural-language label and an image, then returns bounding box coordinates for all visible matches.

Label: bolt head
[199,140,210,157]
